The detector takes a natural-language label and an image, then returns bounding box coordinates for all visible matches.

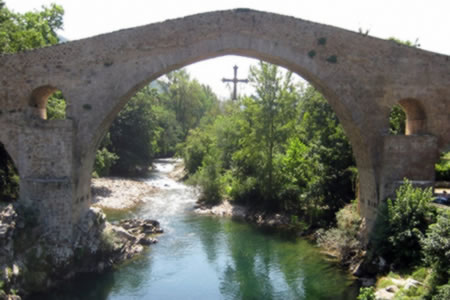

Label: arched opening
[29,85,67,120]
[0,142,19,202]
[389,99,426,135]
[90,56,357,222]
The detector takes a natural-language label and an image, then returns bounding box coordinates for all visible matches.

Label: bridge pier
[15,119,77,243]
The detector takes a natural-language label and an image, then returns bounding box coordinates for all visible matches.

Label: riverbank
[0,175,164,299]
[91,177,159,211]
[194,201,292,229]
[0,203,163,300]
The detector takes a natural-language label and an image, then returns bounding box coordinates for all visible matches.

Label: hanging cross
[222,65,248,100]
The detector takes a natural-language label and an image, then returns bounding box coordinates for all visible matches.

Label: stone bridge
[0,9,449,242]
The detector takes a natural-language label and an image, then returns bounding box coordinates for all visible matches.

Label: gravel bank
[91,177,159,211]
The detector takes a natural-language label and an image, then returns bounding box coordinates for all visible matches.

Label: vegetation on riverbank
[181,62,355,230]
[322,181,450,300]
[93,71,221,177]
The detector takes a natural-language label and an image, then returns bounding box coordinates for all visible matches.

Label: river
[37,158,359,300]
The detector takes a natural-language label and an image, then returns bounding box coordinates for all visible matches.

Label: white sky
[7,0,450,99]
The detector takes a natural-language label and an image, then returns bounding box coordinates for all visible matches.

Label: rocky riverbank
[91,177,159,211]
[194,201,292,229]
[0,203,163,300]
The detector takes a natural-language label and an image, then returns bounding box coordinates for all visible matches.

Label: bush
[421,211,450,283]
[317,203,363,262]
[432,282,450,300]
[190,154,222,205]
[357,287,375,300]
[371,180,436,266]
[435,151,450,181]
[229,175,262,206]
[93,147,119,177]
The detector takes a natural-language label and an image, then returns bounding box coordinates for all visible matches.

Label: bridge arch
[68,10,401,232]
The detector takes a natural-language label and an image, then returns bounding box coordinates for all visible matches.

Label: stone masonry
[0,9,448,243]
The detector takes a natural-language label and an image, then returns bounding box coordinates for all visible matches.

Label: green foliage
[371,180,436,266]
[389,37,421,48]
[435,151,450,181]
[98,71,219,177]
[412,267,429,282]
[158,70,219,139]
[421,211,450,283]
[0,144,18,202]
[0,3,64,54]
[108,86,159,175]
[94,148,118,178]
[46,90,66,120]
[181,62,355,223]
[432,282,450,300]
[317,203,363,262]
[182,127,212,174]
[389,104,406,135]
[190,153,223,205]
[357,287,376,300]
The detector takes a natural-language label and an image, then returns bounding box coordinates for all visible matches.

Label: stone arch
[74,10,383,229]
[28,85,68,120]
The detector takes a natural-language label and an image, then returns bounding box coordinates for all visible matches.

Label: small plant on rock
[357,287,375,300]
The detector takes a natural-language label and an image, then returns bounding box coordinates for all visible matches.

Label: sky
[7,0,450,99]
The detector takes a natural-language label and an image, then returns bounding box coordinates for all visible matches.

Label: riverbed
[35,158,359,300]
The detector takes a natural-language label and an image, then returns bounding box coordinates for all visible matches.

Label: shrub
[317,203,363,262]
[435,151,450,181]
[229,175,262,206]
[191,154,223,205]
[357,287,375,300]
[94,147,119,177]
[421,211,450,283]
[371,180,436,266]
[432,282,450,300]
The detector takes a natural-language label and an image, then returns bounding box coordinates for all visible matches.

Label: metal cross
[222,65,248,100]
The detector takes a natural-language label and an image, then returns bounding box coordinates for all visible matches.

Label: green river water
[34,159,359,300]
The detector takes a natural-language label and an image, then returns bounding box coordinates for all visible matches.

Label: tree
[241,62,299,209]
[108,86,159,175]
[159,70,218,139]
[295,86,355,218]
[182,62,356,223]
[0,2,63,54]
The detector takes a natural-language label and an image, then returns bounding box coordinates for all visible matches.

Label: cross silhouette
[222,65,248,100]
